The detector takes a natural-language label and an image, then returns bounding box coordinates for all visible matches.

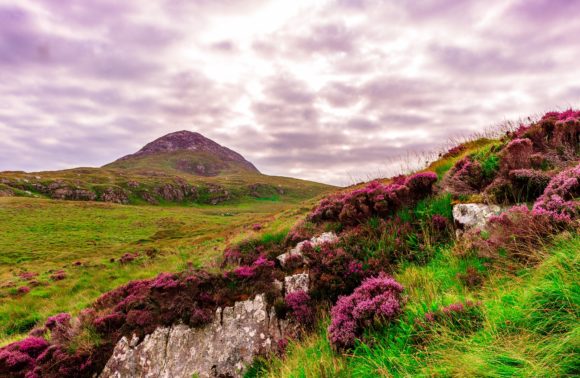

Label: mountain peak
[107,130,259,175]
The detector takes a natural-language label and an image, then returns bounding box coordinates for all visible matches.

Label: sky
[0,0,579,185]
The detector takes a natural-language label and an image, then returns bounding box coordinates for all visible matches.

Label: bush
[284,291,314,327]
[327,274,404,350]
[533,163,580,222]
[309,172,437,227]
[462,205,572,264]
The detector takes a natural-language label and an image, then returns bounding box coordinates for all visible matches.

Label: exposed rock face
[101,294,282,378]
[101,271,310,378]
[113,130,259,173]
[51,187,97,201]
[99,187,130,204]
[453,203,502,229]
[278,232,338,266]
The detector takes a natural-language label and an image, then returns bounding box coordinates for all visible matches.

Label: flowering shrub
[514,109,579,160]
[301,241,372,301]
[443,156,485,195]
[222,235,286,266]
[18,272,38,281]
[119,252,139,264]
[462,205,572,264]
[533,163,580,221]
[284,291,314,326]
[485,168,552,204]
[50,270,66,281]
[327,274,404,350]
[309,172,437,226]
[441,144,466,159]
[499,138,532,173]
[17,286,30,295]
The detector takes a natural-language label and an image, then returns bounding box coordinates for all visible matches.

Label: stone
[100,294,289,378]
[452,203,502,230]
[284,273,309,294]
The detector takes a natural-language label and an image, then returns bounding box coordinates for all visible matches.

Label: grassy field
[0,196,316,345]
[258,233,579,377]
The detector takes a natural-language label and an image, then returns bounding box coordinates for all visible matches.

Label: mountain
[105,131,259,176]
[0,131,334,205]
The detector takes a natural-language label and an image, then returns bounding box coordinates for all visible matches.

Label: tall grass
[260,233,579,377]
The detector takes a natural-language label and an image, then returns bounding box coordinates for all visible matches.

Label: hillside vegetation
[0,110,578,377]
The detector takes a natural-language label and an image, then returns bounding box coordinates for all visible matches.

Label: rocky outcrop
[277,232,338,266]
[101,271,310,378]
[452,203,502,230]
[100,294,283,378]
[99,187,130,204]
[51,187,97,201]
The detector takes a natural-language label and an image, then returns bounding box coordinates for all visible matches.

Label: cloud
[0,0,579,185]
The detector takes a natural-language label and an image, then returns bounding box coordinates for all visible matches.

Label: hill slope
[0,110,577,377]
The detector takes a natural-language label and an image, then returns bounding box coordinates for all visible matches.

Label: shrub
[533,163,580,221]
[309,173,437,227]
[50,270,66,281]
[284,291,314,327]
[443,156,485,195]
[302,242,372,302]
[327,274,404,350]
[499,138,532,173]
[462,205,572,264]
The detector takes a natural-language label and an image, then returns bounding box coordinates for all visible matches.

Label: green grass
[261,233,579,377]
[0,196,317,344]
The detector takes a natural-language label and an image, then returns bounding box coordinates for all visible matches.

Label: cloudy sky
[1,0,579,185]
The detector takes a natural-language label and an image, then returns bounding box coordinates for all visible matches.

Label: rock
[51,188,97,201]
[100,187,129,204]
[452,203,502,230]
[100,294,288,378]
[0,186,14,197]
[277,232,338,266]
[284,273,309,294]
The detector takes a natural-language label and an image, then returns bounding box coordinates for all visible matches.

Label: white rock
[453,203,502,229]
[100,294,290,378]
[284,273,309,294]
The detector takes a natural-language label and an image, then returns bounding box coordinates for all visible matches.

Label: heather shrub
[533,163,580,221]
[284,291,315,327]
[515,109,579,161]
[222,232,287,266]
[442,156,486,195]
[309,173,436,227]
[485,168,552,204]
[461,205,572,264]
[302,241,373,302]
[327,274,404,350]
[499,138,532,173]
